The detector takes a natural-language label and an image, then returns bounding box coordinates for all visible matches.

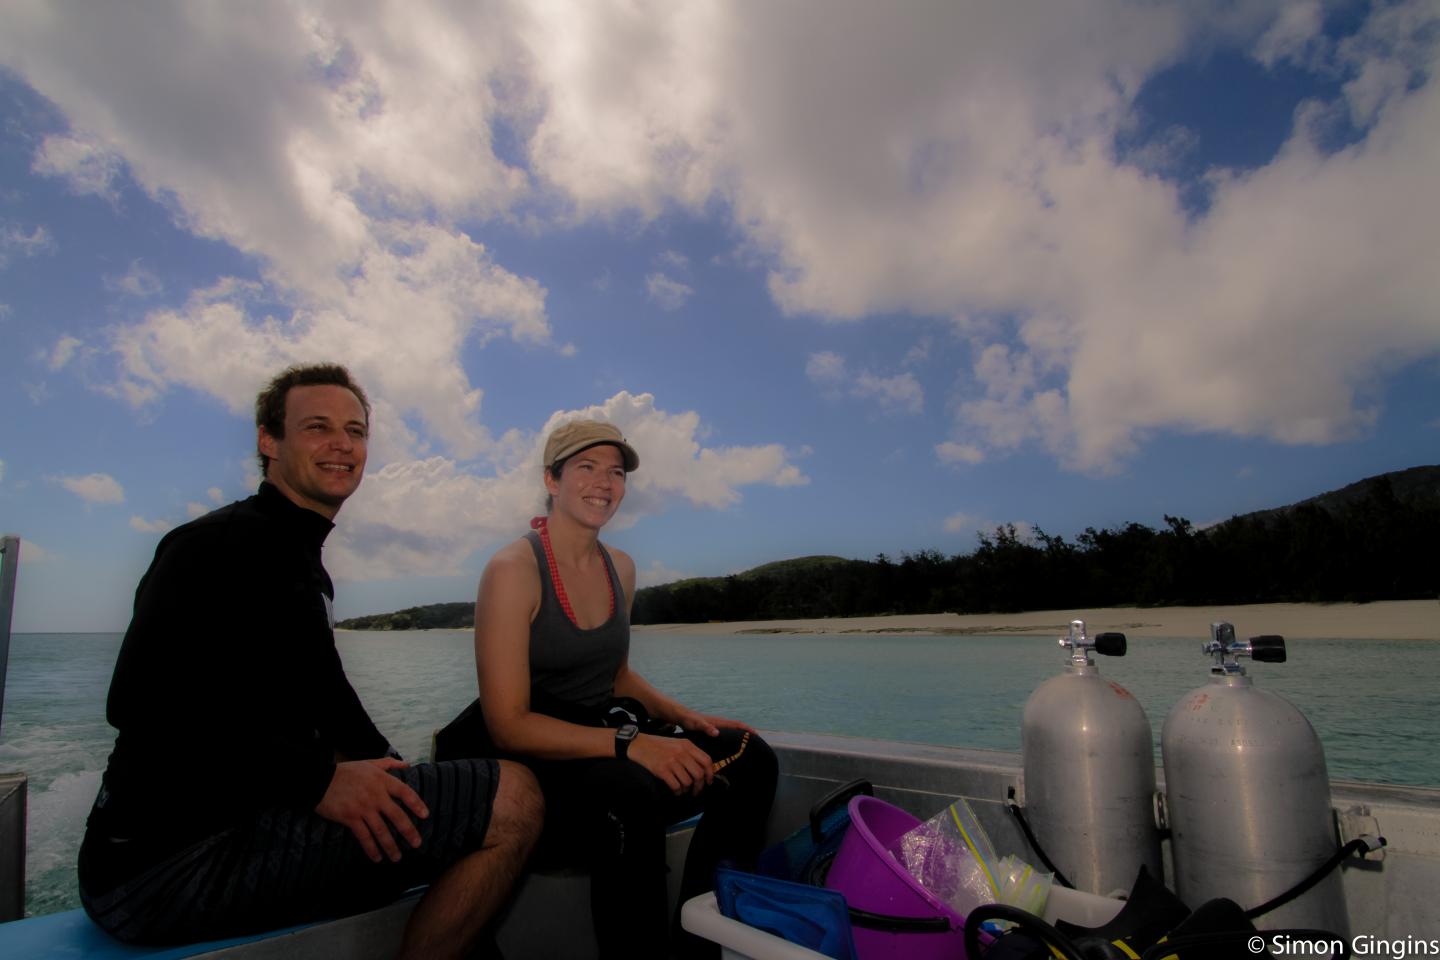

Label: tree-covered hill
[631,466,1439,623]
[1240,464,1439,524]
[338,466,1439,629]
[337,601,473,631]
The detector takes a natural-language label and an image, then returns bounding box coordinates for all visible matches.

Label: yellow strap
[1111,940,1142,959]
[949,803,998,896]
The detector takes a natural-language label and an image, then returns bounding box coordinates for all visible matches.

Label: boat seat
[0,818,699,959]
[0,892,422,959]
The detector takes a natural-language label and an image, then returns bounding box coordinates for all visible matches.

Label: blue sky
[1,1,1436,632]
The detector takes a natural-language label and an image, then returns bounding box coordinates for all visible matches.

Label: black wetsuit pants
[529,729,778,960]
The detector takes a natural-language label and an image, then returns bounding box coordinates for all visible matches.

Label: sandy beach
[634,599,1439,641]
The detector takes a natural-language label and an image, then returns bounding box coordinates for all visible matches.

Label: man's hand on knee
[316,758,430,863]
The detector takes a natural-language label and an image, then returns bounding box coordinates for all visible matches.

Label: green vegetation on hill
[337,601,473,631]
[339,466,1439,629]
[631,467,1440,623]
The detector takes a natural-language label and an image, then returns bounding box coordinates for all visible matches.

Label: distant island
[339,601,474,631]
[337,465,1439,630]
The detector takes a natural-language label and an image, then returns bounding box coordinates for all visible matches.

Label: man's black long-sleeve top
[91,482,389,851]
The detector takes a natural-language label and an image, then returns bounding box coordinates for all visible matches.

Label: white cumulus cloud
[106,261,163,298]
[328,391,807,580]
[105,228,548,464]
[3,0,1435,482]
[57,473,124,505]
[32,133,123,202]
[805,351,846,384]
[1252,1,1326,69]
[936,441,985,466]
[806,351,923,415]
[129,515,173,534]
[3,4,552,468]
[0,222,55,267]
[855,371,923,415]
[517,1,1439,469]
[646,272,694,311]
[48,336,82,372]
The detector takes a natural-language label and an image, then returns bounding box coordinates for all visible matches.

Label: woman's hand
[675,710,755,738]
[628,733,715,796]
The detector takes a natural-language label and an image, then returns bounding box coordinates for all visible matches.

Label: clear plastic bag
[888,799,1052,919]
[993,854,1050,916]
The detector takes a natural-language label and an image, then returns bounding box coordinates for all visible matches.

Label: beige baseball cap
[543,420,640,472]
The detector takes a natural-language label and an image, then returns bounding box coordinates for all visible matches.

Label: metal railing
[1,535,24,921]
[0,534,17,740]
[0,773,24,922]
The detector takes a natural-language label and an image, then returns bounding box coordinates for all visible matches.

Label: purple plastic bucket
[824,796,974,960]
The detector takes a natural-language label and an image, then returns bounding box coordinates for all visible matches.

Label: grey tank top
[526,530,629,709]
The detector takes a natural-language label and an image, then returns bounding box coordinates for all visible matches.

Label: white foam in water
[19,770,103,916]
[27,770,102,875]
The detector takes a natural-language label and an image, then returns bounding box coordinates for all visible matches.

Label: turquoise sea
[2,628,1437,917]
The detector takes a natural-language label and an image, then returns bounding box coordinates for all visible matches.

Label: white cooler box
[681,885,1125,960]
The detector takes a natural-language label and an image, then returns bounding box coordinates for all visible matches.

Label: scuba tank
[1021,620,1162,897]
[1161,622,1348,935]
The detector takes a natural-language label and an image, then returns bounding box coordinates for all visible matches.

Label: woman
[472,419,777,959]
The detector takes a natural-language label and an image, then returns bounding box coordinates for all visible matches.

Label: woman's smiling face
[546,443,627,528]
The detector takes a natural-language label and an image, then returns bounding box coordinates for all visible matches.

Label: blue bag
[714,867,858,960]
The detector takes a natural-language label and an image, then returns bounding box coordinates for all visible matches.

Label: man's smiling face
[257,384,368,519]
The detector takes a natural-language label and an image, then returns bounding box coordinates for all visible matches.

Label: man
[79,363,542,959]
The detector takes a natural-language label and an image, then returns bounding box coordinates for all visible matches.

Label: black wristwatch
[614,723,640,760]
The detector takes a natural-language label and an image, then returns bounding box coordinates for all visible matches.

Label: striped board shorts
[79,759,499,945]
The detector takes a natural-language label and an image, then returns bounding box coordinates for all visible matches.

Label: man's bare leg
[398,760,544,960]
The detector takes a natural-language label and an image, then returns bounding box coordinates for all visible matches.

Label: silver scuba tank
[1161,623,1348,935]
[1021,620,1162,897]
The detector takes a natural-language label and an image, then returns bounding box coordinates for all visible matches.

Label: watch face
[615,722,640,760]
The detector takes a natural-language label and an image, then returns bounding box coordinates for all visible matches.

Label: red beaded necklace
[531,516,615,628]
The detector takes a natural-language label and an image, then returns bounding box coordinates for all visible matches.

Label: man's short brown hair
[254,363,370,477]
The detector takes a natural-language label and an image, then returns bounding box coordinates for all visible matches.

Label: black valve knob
[1093,632,1127,657]
[1249,635,1287,663]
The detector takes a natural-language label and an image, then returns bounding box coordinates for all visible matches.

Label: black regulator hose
[1005,790,1074,889]
[964,903,1087,960]
[1244,835,1385,921]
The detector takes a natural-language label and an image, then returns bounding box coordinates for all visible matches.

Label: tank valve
[1058,619,1127,665]
[1203,621,1287,675]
